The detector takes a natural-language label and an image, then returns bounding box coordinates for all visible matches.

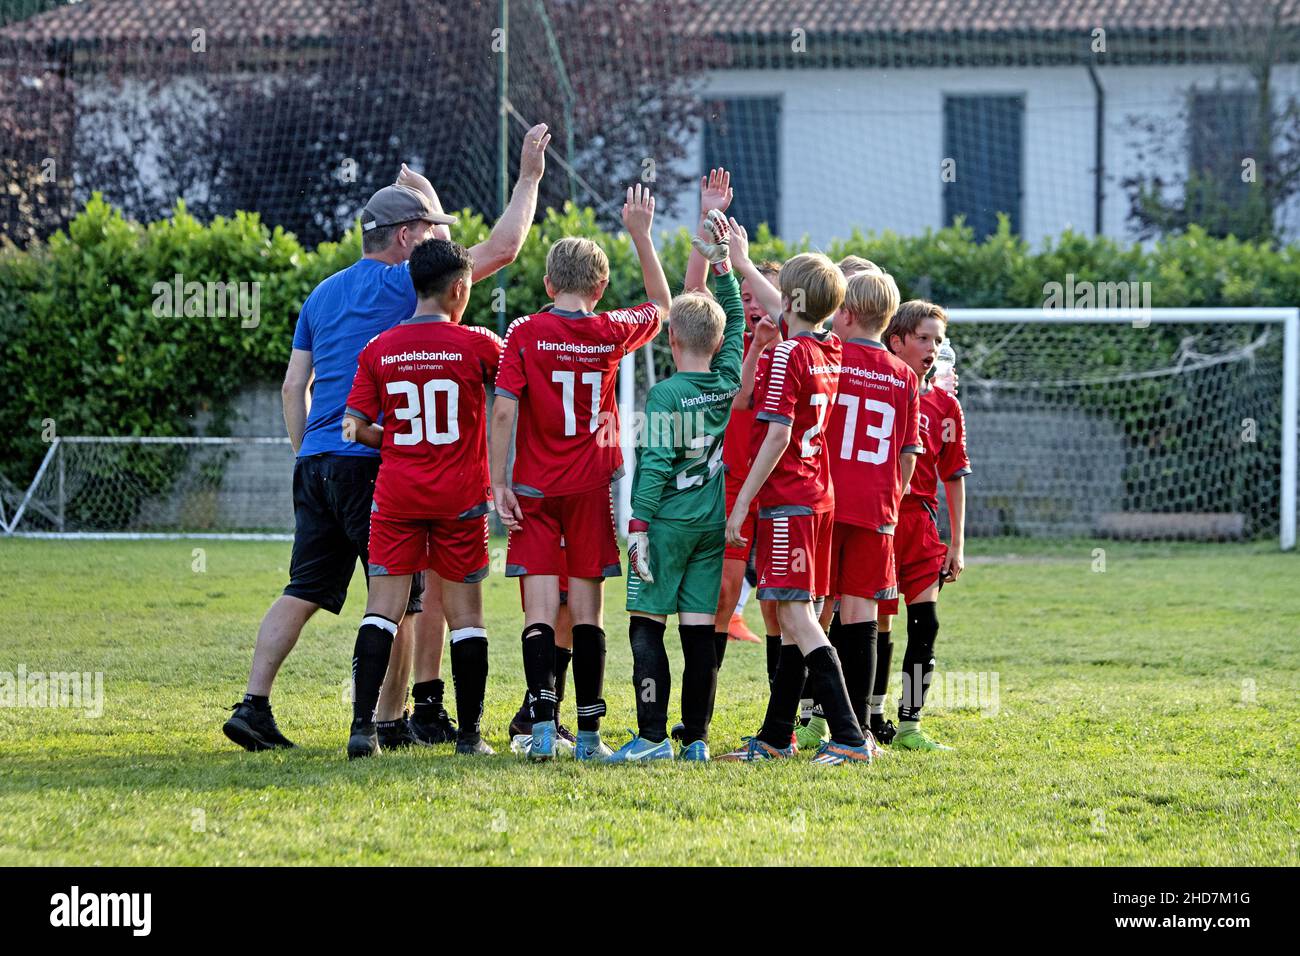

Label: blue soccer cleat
[607,732,674,764]
[811,738,874,765]
[574,730,614,762]
[679,739,710,762]
[529,719,557,762]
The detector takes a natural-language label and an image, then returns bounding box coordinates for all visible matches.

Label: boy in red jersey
[719,253,873,765]
[490,185,671,762]
[341,239,504,758]
[875,300,971,751]
[814,270,922,748]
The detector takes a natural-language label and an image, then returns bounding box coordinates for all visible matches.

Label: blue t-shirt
[291,258,416,458]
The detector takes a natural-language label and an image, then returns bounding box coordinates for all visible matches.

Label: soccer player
[341,239,504,758]
[805,270,921,751]
[507,574,578,756]
[490,184,671,762]
[608,209,742,763]
[720,253,873,765]
[875,300,971,751]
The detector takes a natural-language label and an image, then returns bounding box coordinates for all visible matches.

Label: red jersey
[825,339,922,532]
[494,302,661,497]
[753,331,842,513]
[345,316,504,519]
[722,331,756,482]
[903,383,972,515]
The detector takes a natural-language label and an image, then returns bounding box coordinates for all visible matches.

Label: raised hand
[700,167,733,216]
[519,123,551,183]
[727,216,750,268]
[622,183,656,239]
[752,315,780,350]
[690,209,731,269]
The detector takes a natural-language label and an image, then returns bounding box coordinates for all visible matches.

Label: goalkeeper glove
[627,518,654,583]
[691,209,731,275]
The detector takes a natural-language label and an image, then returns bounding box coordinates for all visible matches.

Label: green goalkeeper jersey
[630,269,744,529]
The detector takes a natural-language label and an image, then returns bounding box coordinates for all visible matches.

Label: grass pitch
[0,537,1295,866]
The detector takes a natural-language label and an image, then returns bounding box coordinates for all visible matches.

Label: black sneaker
[223,701,296,751]
[507,691,533,738]
[378,713,421,750]
[408,707,457,744]
[347,722,380,760]
[455,734,495,756]
[871,719,897,745]
[669,722,685,742]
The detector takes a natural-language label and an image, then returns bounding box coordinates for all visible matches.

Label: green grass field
[0,538,1295,866]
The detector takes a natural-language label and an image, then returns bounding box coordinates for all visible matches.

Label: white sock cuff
[361,614,398,636]
[450,626,487,643]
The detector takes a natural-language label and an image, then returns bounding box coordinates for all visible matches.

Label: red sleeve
[494,317,530,400]
[902,373,923,455]
[938,393,972,480]
[756,339,804,426]
[344,340,381,423]
[603,301,661,352]
[472,326,505,386]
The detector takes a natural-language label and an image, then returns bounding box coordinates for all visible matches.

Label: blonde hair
[669,292,725,356]
[838,255,882,278]
[755,260,782,281]
[885,299,948,351]
[546,237,609,296]
[843,271,901,335]
[780,253,846,324]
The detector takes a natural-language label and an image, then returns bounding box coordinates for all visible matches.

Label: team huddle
[222,144,970,765]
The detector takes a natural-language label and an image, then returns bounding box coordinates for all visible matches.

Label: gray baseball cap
[360,184,457,232]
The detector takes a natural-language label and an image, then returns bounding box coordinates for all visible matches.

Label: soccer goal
[620,306,1298,550]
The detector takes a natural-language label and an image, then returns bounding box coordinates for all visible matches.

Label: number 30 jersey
[345,315,504,519]
[754,331,843,514]
[494,302,661,497]
[823,338,923,533]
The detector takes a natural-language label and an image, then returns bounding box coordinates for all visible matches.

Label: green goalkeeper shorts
[625,521,725,616]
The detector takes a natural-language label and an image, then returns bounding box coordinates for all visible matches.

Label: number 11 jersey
[494,302,661,497]
[345,315,504,519]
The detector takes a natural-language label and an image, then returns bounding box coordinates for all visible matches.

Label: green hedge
[3,195,1298,486]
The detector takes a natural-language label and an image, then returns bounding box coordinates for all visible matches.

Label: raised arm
[728,215,783,320]
[468,123,551,282]
[732,316,779,411]
[684,167,733,293]
[623,184,671,316]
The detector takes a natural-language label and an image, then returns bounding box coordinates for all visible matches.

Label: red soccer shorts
[830,522,898,602]
[879,505,947,615]
[506,485,621,579]
[724,472,758,563]
[368,511,490,583]
[756,509,834,602]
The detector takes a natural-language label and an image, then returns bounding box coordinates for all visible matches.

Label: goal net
[625,307,1298,548]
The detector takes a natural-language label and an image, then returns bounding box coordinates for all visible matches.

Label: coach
[223,125,551,751]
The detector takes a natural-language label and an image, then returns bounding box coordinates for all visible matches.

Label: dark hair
[409,238,473,299]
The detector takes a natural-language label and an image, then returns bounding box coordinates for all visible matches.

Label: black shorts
[284,453,423,616]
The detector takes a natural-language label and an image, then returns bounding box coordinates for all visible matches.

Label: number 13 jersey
[823,338,923,532]
[345,315,504,519]
[494,303,661,497]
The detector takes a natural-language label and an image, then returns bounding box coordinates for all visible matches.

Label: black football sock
[870,630,893,726]
[805,645,865,747]
[521,622,557,723]
[554,645,573,714]
[680,624,718,745]
[832,618,877,728]
[899,602,939,722]
[411,678,445,719]
[351,613,397,727]
[765,634,782,684]
[450,628,489,739]
[242,694,270,711]
[758,644,805,749]
[714,631,729,670]
[572,623,607,733]
[628,616,670,742]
